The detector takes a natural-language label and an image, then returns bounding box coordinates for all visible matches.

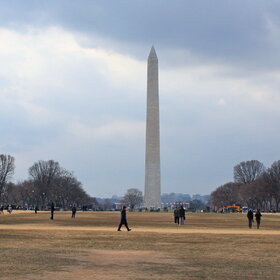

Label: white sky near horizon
[1,1,280,197]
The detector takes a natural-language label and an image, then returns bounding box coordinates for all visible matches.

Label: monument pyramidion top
[148,46,158,61]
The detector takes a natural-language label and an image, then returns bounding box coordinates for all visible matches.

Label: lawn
[0,211,279,279]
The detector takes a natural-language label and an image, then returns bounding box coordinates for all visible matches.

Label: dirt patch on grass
[23,249,190,280]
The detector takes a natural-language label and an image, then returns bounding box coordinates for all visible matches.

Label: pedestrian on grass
[50,202,55,220]
[117,206,131,231]
[71,205,77,218]
[255,209,262,229]
[7,205,12,214]
[247,209,254,228]
[179,206,185,225]
[0,205,4,214]
[174,207,179,224]
[35,206,38,214]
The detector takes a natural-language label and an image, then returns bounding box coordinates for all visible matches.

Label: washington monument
[144,46,161,209]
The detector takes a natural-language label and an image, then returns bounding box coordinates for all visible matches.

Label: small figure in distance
[35,206,38,214]
[0,205,4,214]
[174,207,179,225]
[117,206,131,231]
[7,205,12,214]
[50,202,55,220]
[255,209,262,229]
[179,205,186,225]
[247,209,254,228]
[71,205,77,218]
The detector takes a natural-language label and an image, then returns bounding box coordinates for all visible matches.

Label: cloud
[1,2,280,197]
[2,1,280,68]
[66,119,145,143]
[0,26,148,195]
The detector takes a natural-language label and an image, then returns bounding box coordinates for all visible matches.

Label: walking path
[0,224,279,235]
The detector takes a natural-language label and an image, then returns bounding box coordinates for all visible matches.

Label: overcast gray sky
[1,0,280,197]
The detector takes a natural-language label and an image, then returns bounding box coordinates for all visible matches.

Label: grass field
[0,211,280,280]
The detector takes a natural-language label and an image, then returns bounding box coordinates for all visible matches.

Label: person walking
[179,206,185,225]
[7,205,12,214]
[255,209,262,229]
[174,207,179,224]
[117,206,131,231]
[247,209,254,228]
[0,205,4,214]
[35,206,38,214]
[50,202,55,220]
[71,205,77,218]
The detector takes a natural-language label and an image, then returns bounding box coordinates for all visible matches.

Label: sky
[1,0,280,197]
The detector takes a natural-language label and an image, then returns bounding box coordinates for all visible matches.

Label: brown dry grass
[0,211,279,279]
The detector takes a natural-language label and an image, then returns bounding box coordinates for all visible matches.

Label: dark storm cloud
[1,0,280,67]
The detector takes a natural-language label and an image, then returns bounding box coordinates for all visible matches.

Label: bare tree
[29,160,62,185]
[238,178,269,210]
[263,161,280,211]
[52,172,91,208]
[29,160,63,207]
[234,160,265,184]
[0,154,15,203]
[211,182,241,208]
[28,160,91,209]
[123,188,143,210]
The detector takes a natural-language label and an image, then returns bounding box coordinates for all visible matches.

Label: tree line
[0,154,92,209]
[211,160,280,211]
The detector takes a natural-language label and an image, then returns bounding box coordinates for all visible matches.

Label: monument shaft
[144,47,161,209]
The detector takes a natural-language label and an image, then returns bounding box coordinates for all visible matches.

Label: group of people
[2,202,263,231]
[173,206,186,225]
[247,209,262,229]
[48,204,77,220]
[47,204,264,231]
[48,203,132,231]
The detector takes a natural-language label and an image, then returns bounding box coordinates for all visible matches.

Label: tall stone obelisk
[144,46,161,209]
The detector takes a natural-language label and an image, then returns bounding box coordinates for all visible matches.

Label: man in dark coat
[117,206,131,231]
[247,209,254,228]
[255,209,262,229]
[50,202,55,220]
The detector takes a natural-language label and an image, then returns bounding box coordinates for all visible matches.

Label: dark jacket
[50,203,55,212]
[179,207,185,218]
[121,209,127,221]
[174,209,179,217]
[255,211,262,221]
[247,210,254,220]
